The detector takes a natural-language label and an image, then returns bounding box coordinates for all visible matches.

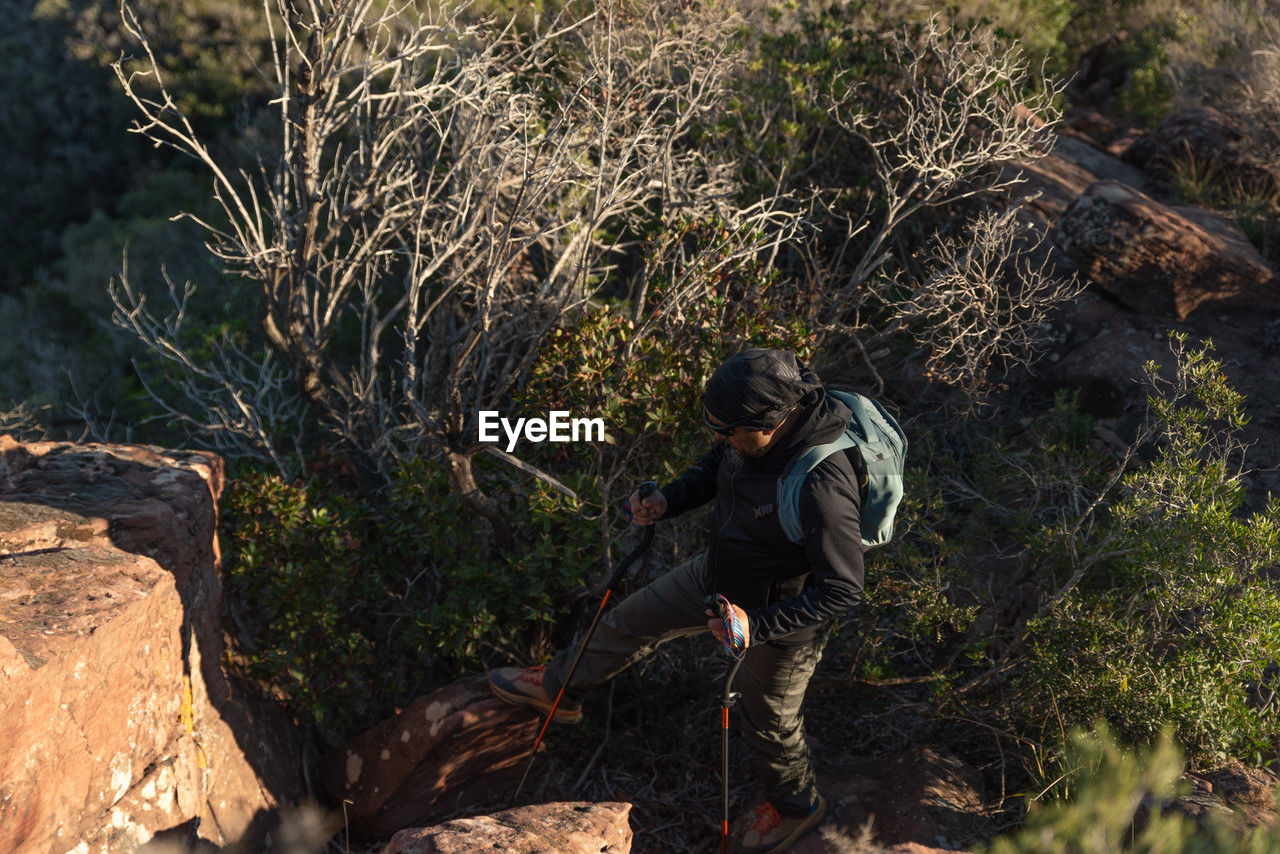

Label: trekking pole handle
[621,480,659,524]
[707,593,747,660]
[609,482,657,591]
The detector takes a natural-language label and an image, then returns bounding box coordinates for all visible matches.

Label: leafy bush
[222,461,603,739]
[847,388,1109,689]
[951,0,1078,78]
[723,1,890,197]
[1017,337,1280,768]
[520,218,817,483]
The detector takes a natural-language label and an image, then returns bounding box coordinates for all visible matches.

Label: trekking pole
[708,593,746,854]
[508,482,658,807]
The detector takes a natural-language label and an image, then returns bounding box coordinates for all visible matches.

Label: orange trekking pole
[708,593,746,854]
[508,483,658,807]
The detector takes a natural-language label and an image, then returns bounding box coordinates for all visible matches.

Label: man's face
[704,413,781,459]
[731,426,782,458]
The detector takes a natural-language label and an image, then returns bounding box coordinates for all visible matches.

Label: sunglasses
[702,405,783,437]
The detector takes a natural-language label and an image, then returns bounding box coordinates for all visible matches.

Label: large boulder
[320,678,541,839]
[1121,107,1280,199]
[1053,179,1280,318]
[0,438,305,852]
[383,801,633,854]
[994,133,1150,276]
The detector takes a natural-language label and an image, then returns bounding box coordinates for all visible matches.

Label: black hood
[703,349,824,430]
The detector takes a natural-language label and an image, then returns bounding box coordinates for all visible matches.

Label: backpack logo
[776,391,907,550]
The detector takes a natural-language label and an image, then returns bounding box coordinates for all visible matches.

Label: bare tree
[818,17,1067,390]
[110,269,309,474]
[890,206,1084,398]
[111,0,798,547]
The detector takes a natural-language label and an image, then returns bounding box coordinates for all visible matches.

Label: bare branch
[109,0,801,540]
[892,205,1085,400]
[822,16,1065,329]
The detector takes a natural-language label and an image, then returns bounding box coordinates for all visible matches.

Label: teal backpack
[777,390,907,549]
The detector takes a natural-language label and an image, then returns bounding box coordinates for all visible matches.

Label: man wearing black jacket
[488,349,864,854]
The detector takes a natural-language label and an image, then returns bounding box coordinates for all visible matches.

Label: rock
[793,746,987,853]
[0,438,305,852]
[1053,179,1280,318]
[1132,763,1277,839]
[994,133,1150,277]
[1106,128,1147,159]
[1154,784,1236,829]
[1121,107,1280,199]
[1004,135,1149,220]
[1202,761,1279,829]
[383,801,632,854]
[320,678,541,839]
[1134,776,1237,838]
[1035,292,1161,418]
[1064,108,1119,148]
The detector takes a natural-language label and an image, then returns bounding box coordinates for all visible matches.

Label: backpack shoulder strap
[777,430,856,544]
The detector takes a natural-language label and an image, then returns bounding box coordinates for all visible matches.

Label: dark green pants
[543,553,826,816]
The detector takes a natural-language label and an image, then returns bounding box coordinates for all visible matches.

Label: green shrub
[724,1,890,199]
[520,218,817,481]
[952,0,1078,79]
[1115,40,1176,127]
[848,389,1111,688]
[223,461,607,738]
[1017,337,1280,769]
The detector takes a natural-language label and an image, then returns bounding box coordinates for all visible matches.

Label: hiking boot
[487,664,583,724]
[731,794,826,854]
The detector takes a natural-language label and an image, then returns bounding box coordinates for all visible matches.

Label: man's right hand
[627,486,668,526]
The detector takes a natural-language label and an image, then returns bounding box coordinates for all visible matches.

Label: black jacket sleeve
[745,461,865,644]
[658,442,725,519]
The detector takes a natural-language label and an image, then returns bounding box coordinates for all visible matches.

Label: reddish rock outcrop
[994,133,1149,276]
[383,801,633,854]
[1053,179,1280,318]
[1201,762,1280,830]
[0,438,305,852]
[320,678,541,839]
[1006,135,1149,223]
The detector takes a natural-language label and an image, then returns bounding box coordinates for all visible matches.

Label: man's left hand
[706,600,750,650]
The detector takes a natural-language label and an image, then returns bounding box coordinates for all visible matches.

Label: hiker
[489,348,868,854]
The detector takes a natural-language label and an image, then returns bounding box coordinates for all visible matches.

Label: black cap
[703,349,824,430]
